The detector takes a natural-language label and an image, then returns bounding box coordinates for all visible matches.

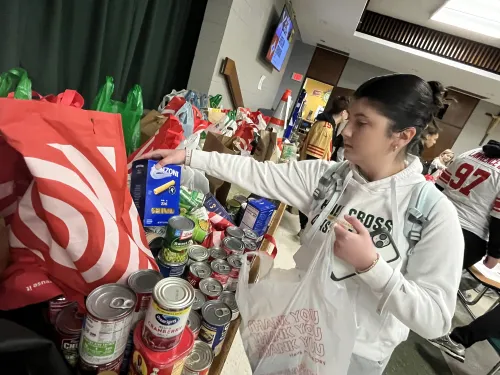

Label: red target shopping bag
[0,97,157,310]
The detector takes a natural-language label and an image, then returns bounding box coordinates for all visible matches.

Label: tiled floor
[221,208,500,374]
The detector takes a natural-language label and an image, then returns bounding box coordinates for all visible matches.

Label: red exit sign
[291,73,303,82]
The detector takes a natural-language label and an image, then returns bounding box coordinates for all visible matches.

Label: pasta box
[239,198,276,237]
[130,160,181,227]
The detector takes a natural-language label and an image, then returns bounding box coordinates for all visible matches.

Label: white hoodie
[191,150,464,362]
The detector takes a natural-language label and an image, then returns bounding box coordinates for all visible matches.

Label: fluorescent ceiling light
[431,0,500,39]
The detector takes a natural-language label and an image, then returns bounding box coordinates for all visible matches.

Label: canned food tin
[78,357,122,375]
[193,289,207,311]
[165,216,195,253]
[225,199,241,216]
[232,195,248,205]
[146,226,167,237]
[182,341,214,375]
[145,232,165,258]
[210,259,231,286]
[243,228,258,241]
[187,311,202,340]
[187,262,212,288]
[199,278,223,300]
[130,321,194,375]
[56,302,84,367]
[79,284,136,366]
[242,238,258,253]
[49,295,73,325]
[122,270,164,374]
[143,278,195,351]
[198,301,232,356]
[187,245,209,265]
[224,278,237,292]
[157,257,188,278]
[224,226,244,240]
[221,237,244,256]
[226,255,243,279]
[159,245,190,265]
[208,247,227,262]
[218,292,239,321]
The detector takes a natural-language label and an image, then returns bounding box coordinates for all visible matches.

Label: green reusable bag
[0,68,32,100]
[92,76,143,155]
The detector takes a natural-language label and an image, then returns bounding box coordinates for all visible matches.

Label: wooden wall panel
[306,48,349,86]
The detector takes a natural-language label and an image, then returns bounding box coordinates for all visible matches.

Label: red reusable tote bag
[0,97,157,310]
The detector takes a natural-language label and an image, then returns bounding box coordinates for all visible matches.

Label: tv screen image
[266,6,294,71]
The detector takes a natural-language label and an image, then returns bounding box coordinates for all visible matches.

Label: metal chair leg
[487,361,500,375]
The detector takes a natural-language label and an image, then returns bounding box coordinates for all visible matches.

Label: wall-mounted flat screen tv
[265,6,294,71]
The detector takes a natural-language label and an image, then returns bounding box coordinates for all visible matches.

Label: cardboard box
[130,160,181,227]
[239,198,276,237]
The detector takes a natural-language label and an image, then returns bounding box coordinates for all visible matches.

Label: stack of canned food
[47,216,260,375]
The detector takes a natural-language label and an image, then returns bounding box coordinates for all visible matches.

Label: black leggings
[450,229,500,347]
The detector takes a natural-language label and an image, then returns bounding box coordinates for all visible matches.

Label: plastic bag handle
[262,234,278,258]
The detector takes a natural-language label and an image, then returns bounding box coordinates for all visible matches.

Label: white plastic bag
[236,207,356,375]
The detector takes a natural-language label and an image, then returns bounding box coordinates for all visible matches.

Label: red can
[226,255,242,279]
[78,357,122,375]
[199,278,223,301]
[221,237,244,256]
[55,302,84,368]
[242,238,258,253]
[49,295,73,325]
[130,321,194,375]
[210,259,231,286]
[187,262,212,288]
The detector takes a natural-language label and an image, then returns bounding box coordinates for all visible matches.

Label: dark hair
[353,74,445,153]
[316,96,350,124]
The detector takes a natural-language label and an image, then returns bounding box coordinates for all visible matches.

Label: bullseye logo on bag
[155,314,180,326]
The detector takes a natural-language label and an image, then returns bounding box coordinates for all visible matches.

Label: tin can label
[157,260,186,278]
[198,321,229,357]
[49,297,72,325]
[129,350,186,375]
[79,314,132,365]
[60,336,80,367]
[79,356,122,374]
[143,301,191,350]
[210,271,229,286]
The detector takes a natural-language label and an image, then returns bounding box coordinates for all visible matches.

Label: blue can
[156,257,187,278]
[198,300,232,356]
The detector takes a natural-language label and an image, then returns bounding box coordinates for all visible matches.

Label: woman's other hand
[333,215,377,271]
[139,149,187,168]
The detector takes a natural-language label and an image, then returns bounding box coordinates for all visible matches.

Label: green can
[180,187,206,212]
[161,216,195,263]
[189,215,210,243]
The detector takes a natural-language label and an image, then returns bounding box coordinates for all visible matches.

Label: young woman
[141,74,464,375]
[412,119,441,156]
[428,149,454,179]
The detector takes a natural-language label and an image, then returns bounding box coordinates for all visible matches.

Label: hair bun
[427,81,445,110]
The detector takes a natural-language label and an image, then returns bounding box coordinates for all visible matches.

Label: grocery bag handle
[262,234,278,259]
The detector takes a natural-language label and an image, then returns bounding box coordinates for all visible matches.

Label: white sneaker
[428,334,466,362]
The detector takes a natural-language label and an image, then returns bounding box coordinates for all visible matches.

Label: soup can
[143,278,195,351]
[224,226,244,240]
[182,341,214,375]
[187,311,202,340]
[187,245,209,266]
[210,259,231,286]
[218,292,239,321]
[208,247,227,262]
[79,284,136,367]
[165,216,195,253]
[242,238,258,253]
[226,255,242,280]
[225,199,241,217]
[221,237,244,256]
[122,270,163,374]
[198,301,232,356]
[49,295,73,325]
[157,257,188,278]
[224,278,237,293]
[187,262,212,288]
[199,278,223,301]
[55,302,84,368]
[78,357,123,375]
[243,228,258,241]
[130,321,194,375]
[192,289,207,311]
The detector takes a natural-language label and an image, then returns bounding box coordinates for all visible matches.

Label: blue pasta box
[130,160,181,227]
[204,193,234,224]
[239,198,276,237]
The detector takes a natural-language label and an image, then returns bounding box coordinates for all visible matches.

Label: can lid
[185,341,214,371]
[127,270,163,293]
[168,216,195,231]
[222,237,245,252]
[210,247,227,259]
[243,228,258,240]
[86,284,137,320]
[242,238,258,251]
[211,259,231,275]
[227,255,243,269]
[225,226,244,239]
[193,289,207,310]
[187,310,201,332]
[219,291,239,312]
[189,262,212,278]
[199,278,223,297]
[153,277,195,309]
[56,303,84,335]
[201,300,232,326]
[188,245,209,260]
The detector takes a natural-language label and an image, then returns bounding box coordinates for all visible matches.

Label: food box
[239,198,276,237]
[204,193,234,224]
[130,160,181,227]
